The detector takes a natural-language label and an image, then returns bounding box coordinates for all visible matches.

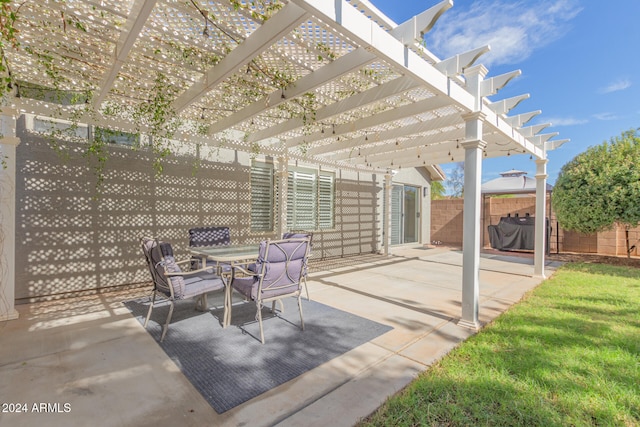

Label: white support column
[0,107,20,321]
[459,112,486,330]
[534,158,548,277]
[383,173,392,256]
[276,156,289,237]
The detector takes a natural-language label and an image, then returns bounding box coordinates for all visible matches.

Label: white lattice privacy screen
[15,120,381,302]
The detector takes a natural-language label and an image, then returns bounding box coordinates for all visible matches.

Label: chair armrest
[231,263,260,277]
[164,266,215,277]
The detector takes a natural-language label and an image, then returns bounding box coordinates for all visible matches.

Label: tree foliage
[446,162,464,198]
[430,180,446,199]
[552,128,640,234]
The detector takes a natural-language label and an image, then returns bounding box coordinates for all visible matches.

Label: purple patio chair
[247,231,313,300]
[230,237,310,344]
[140,237,225,342]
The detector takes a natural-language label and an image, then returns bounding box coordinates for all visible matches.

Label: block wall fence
[431,197,640,257]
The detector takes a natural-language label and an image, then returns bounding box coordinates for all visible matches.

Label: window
[93,127,139,147]
[19,81,89,105]
[33,117,88,139]
[250,164,335,232]
[250,162,274,231]
[287,167,334,230]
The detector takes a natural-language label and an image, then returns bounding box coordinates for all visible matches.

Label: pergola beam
[293,0,537,158]
[503,110,541,127]
[208,46,377,136]
[480,70,521,97]
[92,0,158,109]
[530,132,559,145]
[357,133,465,166]
[545,139,570,151]
[434,46,491,77]
[285,95,451,148]
[520,123,551,137]
[248,75,420,143]
[172,2,308,113]
[487,94,530,115]
[319,114,462,159]
[291,0,475,110]
[390,0,453,45]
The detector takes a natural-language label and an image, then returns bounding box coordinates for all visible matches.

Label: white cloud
[424,0,581,67]
[543,117,588,126]
[593,112,618,121]
[598,78,631,94]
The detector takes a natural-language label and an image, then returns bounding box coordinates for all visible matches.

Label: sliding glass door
[390,184,420,245]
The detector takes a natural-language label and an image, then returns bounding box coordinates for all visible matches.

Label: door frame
[390,183,421,246]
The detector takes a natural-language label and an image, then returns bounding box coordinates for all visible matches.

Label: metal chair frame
[140,236,224,342]
[231,237,310,344]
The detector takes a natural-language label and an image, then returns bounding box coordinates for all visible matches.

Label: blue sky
[369,0,640,188]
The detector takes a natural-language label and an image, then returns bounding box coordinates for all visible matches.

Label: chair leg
[271,300,284,313]
[297,295,305,331]
[144,290,157,329]
[160,300,175,342]
[257,302,265,344]
[195,293,208,312]
[303,276,310,301]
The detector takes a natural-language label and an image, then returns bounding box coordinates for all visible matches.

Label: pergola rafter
[285,95,451,148]
[173,2,309,113]
[208,46,378,135]
[247,75,420,143]
[92,0,158,108]
[312,112,462,158]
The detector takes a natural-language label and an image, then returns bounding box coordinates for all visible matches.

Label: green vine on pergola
[0,0,334,181]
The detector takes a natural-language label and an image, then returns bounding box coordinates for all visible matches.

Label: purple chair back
[188,226,230,247]
[255,238,309,298]
[140,237,185,298]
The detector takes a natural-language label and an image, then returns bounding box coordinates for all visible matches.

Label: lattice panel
[15,129,384,301]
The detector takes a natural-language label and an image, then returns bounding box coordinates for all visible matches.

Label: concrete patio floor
[0,247,561,427]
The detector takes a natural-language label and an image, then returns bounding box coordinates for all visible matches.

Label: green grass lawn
[359,263,640,426]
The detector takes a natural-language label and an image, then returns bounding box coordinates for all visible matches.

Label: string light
[202,11,209,37]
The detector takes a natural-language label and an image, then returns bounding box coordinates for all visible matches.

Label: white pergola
[0,0,568,327]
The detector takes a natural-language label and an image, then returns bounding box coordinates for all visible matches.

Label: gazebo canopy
[2,0,568,171]
[482,169,553,194]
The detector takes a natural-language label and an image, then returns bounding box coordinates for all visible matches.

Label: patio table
[189,244,259,327]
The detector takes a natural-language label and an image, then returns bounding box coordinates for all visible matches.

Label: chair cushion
[232,276,257,300]
[148,242,186,298]
[181,271,225,300]
[234,238,308,301]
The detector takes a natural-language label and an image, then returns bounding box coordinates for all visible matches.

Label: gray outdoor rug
[124,295,392,413]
